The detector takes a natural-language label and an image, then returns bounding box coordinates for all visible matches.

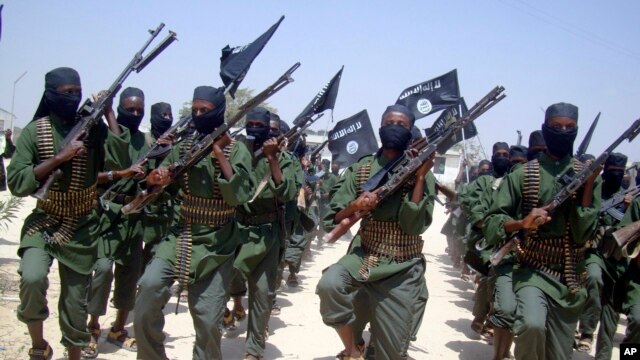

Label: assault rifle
[33,23,177,201]
[613,220,640,258]
[491,118,640,266]
[99,114,192,210]
[324,85,507,242]
[309,139,329,163]
[599,185,640,221]
[121,62,301,215]
[253,113,324,158]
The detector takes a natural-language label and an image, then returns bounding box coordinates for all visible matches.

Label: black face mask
[117,105,144,133]
[379,125,412,151]
[44,89,81,123]
[492,155,511,177]
[268,129,280,139]
[246,125,270,145]
[602,169,624,195]
[192,108,224,135]
[542,123,577,158]
[478,170,492,177]
[151,114,172,138]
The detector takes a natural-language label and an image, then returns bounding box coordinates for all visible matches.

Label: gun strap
[517,159,586,294]
[26,117,95,246]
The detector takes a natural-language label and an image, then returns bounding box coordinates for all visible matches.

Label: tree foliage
[178,88,277,126]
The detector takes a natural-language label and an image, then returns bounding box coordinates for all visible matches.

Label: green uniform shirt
[620,197,640,312]
[141,132,174,245]
[323,154,435,282]
[8,115,126,274]
[234,152,298,277]
[320,172,338,201]
[154,139,254,284]
[483,153,602,308]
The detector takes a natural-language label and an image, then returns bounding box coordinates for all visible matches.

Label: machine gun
[33,23,177,200]
[121,62,301,215]
[491,118,640,266]
[253,113,324,158]
[599,185,640,221]
[324,85,507,242]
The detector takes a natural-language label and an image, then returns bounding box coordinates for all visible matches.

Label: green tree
[178,88,277,126]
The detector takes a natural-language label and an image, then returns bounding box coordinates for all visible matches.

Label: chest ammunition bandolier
[516,159,587,294]
[354,158,424,280]
[174,134,236,293]
[25,117,97,246]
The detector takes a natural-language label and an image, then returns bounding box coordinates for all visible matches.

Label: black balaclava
[542,102,578,158]
[527,130,546,161]
[269,113,282,138]
[491,142,510,177]
[602,152,628,196]
[509,145,528,167]
[33,67,82,123]
[245,107,271,145]
[150,102,173,138]
[117,87,145,133]
[192,86,226,135]
[379,104,414,151]
[478,160,493,177]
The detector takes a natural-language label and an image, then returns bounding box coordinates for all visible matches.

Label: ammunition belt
[180,193,234,226]
[174,223,192,293]
[236,211,279,226]
[517,159,586,293]
[355,159,372,197]
[357,219,423,280]
[26,117,93,246]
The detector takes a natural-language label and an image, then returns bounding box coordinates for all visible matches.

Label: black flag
[328,110,378,167]
[294,66,343,125]
[424,98,477,154]
[396,69,460,120]
[219,16,284,98]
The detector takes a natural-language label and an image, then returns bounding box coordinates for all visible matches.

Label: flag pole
[459,101,469,182]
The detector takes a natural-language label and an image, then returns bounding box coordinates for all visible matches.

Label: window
[433,156,446,174]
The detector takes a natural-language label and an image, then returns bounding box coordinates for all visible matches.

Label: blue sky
[1,0,638,160]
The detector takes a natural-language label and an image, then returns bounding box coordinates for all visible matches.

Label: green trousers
[472,274,494,322]
[134,257,233,360]
[513,286,582,360]
[317,261,426,360]
[284,219,310,274]
[489,265,516,329]
[17,247,91,348]
[578,262,603,336]
[87,253,141,316]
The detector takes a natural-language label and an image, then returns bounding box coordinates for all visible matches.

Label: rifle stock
[122,62,301,215]
[614,220,640,258]
[33,23,177,201]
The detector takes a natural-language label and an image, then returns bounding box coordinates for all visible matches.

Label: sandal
[81,327,101,359]
[335,349,364,360]
[287,273,299,287]
[576,335,593,352]
[223,308,237,330]
[28,342,53,360]
[106,328,137,351]
[244,352,262,360]
[234,306,247,321]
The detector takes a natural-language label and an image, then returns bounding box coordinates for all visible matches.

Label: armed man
[0,129,16,191]
[483,102,601,360]
[576,153,631,357]
[232,107,297,360]
[7,67,126,360]
[316,104,435,360]
[84,87,150,358]
[141,102,176,267]
[527,130,546,161]
[133,86,254,360]
[464,142,511,352]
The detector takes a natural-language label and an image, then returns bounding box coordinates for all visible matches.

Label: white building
[0,107,15,132]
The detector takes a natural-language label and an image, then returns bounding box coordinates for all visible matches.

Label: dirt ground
[0,191,625,359]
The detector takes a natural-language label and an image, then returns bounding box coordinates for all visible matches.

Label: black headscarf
[117,87,145,132]
[492,142,509,154]
[527,130,546,160]
[150,102,173,138]
[509,145,528,161]
[33,67,82,122]
[602,152,628,195]
[192,86,226,135]
[478,159,493,177]
[382,104,415,126]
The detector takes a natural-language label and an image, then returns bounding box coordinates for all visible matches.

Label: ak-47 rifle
[613,220,640,258]
[253,113,324,158]
[491,118,640,266]
[33,23,177,201]
[575,112,600,158]
[99,114,192,210]
[309,139,329,163]
[121,62,301,215]
[324,85,507,242]
[599,185,640,221]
